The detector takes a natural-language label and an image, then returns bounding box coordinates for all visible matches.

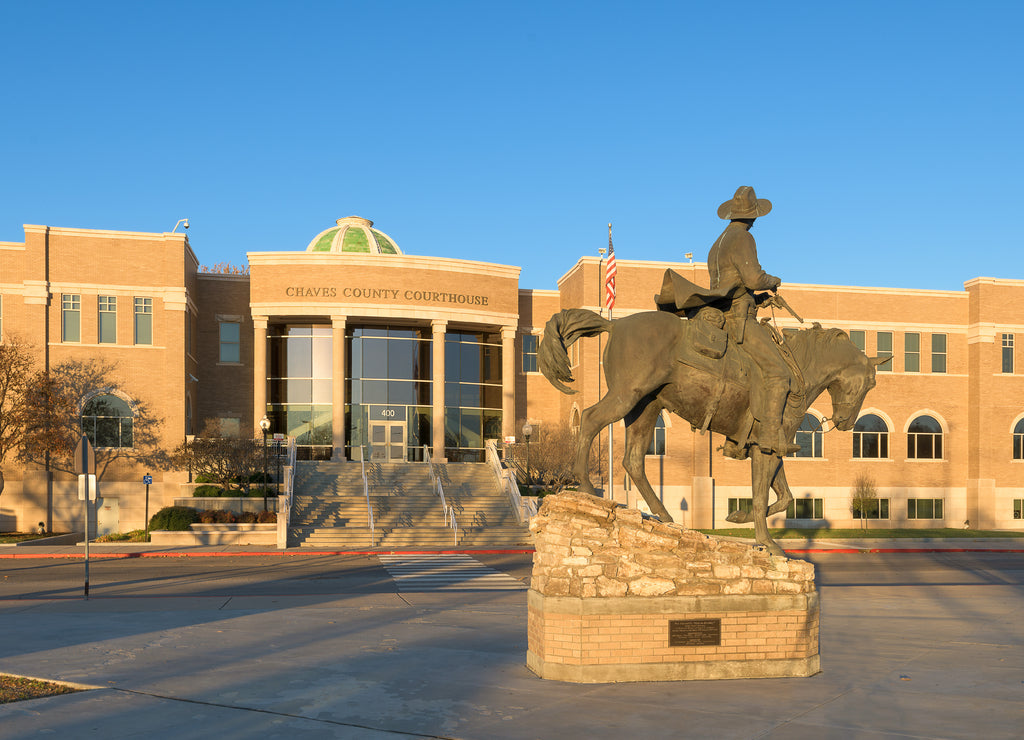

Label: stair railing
[360,445,374,540]
[277,436,298,550]
[424,444,447,514]
[485,439,527,524]
[446,505,459,546]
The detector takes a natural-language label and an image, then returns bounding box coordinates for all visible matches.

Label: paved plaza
[0,545,1022,739]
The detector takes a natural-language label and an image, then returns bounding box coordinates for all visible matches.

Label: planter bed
[150,523,277,546]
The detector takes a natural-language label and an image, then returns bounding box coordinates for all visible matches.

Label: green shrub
[148,506,200,532]
[192,485,226,497]
[194,473,218,484]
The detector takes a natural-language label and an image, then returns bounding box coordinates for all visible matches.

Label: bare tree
[850,473,879,529]
[172,419,263,494]
[510,421,600,494]
[17,358,169,479]
[0,338,36,497]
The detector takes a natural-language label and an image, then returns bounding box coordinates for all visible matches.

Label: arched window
[907,415,943,459]
[82,394,134,449]
[570,407,581,436]
[790,414,823,458]
[1014,419,1024,460]
[647,414,666,456]
[853,414,888,459]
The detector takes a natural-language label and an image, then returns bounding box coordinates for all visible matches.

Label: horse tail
[539,309,612,395]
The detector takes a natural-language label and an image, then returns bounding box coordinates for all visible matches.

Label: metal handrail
[486,439,525,524]
[424,444,447,514]
[446,504,458,545]
[360,446,374,535]
[277,436,298,550]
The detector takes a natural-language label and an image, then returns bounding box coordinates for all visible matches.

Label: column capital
[252,315,269,330]
[501,326,517,341]
[431,319,448,334]
[331,315,347,328]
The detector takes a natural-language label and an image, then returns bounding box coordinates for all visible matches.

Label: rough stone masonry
[527,492,820,682]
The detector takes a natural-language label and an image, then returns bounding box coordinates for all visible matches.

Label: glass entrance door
[369,421,406,462]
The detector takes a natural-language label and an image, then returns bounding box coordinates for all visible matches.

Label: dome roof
[305,216,401,255]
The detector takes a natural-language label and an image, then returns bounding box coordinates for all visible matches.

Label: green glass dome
[305,216,401,255]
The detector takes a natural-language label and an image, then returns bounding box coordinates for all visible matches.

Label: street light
[522,422,533,492]
[259,415,271,513]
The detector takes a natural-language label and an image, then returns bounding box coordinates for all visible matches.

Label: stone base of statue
[527,492,819,683]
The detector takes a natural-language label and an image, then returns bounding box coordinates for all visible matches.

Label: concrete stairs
[288,461,531,549]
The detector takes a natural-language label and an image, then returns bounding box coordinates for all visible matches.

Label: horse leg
[765,460,794,517]
[622,399,673,522]
[573,389,643,499]
[751,450,785,557]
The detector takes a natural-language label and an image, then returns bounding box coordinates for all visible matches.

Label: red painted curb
[0,548,537,560]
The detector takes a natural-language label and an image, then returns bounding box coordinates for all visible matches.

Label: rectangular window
[786,498,824,519]
[907,498,944,520]
[931,333,947,373]
[852,498,890,519]
[1002,333,1014,373]
[1013,499,1023,519]
[647,419,666,456]
[134,297,153,345]
[522,334,538,373]
[98,296,116,344]
[728,498,753,516]
[62,294,81,342]
[876,332,893,372]
[219,321,241,363]
[904,332,920,373]
[849,330,865,352]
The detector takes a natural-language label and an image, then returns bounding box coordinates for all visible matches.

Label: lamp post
[185,434,195,483]
[522,422,533,493]
[259,415,271,513]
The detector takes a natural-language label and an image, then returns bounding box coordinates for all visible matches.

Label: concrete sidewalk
[3,535,1024,559]
[1,551,1022,738]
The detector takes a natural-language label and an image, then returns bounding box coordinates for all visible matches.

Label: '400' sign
[369,405,407,422]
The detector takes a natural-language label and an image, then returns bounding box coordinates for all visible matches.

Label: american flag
[604,223,617,311]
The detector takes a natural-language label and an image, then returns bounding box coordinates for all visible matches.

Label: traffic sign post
[75,435,95,600]
[143,473,153,528]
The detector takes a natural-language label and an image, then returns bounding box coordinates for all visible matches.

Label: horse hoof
[726,511,752,524]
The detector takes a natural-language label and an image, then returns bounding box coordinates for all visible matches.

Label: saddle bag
[692,309,728,359]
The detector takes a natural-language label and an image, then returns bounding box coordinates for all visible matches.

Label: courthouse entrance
[369,420,406,462]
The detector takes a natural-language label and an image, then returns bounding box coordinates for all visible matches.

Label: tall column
[332,315,347,460]
[253,316,268,435]
[501,326,516,439]
[432,319,447,461]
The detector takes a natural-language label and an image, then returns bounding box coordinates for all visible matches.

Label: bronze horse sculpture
[539,308,881,555]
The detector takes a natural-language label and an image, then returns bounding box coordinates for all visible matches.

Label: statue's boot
[762,384,800,457]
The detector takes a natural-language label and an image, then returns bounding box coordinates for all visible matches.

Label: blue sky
[2,1,1021,292]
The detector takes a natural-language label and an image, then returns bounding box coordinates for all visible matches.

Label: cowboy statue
[655,186,800,458]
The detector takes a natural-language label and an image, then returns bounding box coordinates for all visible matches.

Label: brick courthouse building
[1,216,1023,534]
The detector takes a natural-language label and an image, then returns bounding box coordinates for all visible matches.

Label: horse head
[824,337,884,431]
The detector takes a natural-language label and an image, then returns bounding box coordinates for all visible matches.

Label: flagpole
[605,223,615,505]
[597,243,606,499]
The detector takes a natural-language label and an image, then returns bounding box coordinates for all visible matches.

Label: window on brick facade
[521,334,538,373]
[853,414,889,458]
[219,321,241,363]
[134,297,153,345]
[647,414,666,456]
[790,414,823,458]
[907,415,943,460]
[1013,499,1023,520]
[62,294,81,342]
[904,332,920,373]
[1002,333,1014,373]
[98,296,116,344]
[728,498,753,516]
[853,498,890,519]
[786,498,824,519]
[907,498,944,520]
[876,332,893,372]
[931,333,947,373]
[82,394,133,448]
[848,330,865,352]
[1014,419,1024,460]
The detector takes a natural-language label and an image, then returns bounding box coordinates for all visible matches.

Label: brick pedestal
[527,492,820,682]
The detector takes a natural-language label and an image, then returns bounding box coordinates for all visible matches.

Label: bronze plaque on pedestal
[669,618,721,647]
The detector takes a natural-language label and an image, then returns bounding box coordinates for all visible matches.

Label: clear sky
[2,1,1021,293]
